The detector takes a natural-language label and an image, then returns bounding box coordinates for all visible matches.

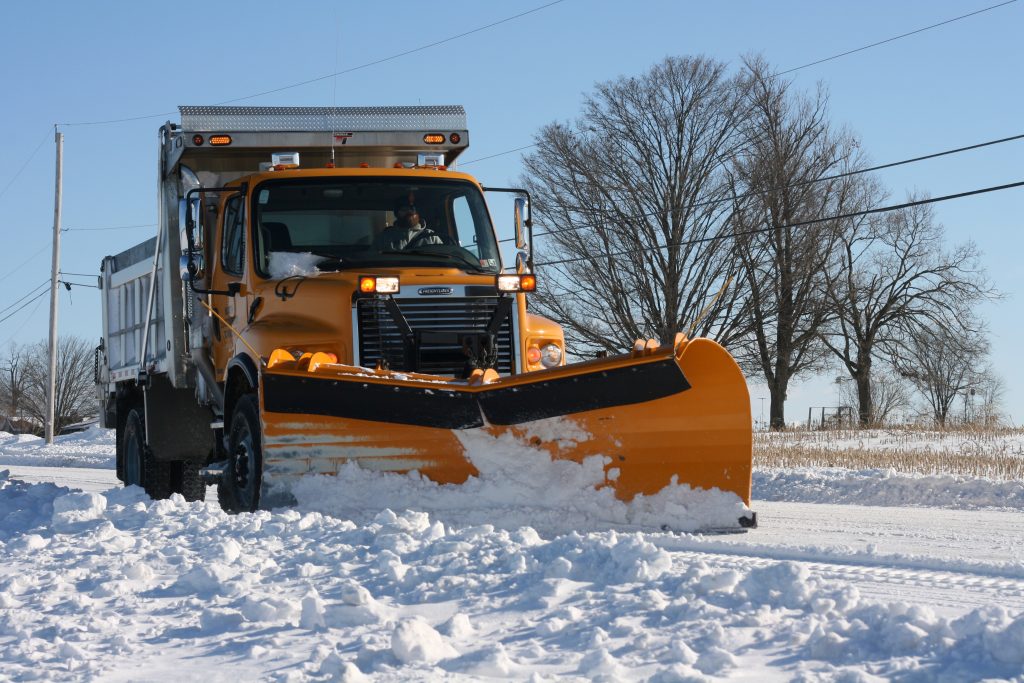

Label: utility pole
[45,127,63,444]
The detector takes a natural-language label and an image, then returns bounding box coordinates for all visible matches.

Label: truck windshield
[252,177,502,277]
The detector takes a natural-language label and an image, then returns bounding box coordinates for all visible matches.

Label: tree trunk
[769,382,787,429]
[855,374,873,427]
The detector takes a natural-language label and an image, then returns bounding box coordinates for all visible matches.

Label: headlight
[540,343,562,368]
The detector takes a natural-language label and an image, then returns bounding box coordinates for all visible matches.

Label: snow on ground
[1,429,1023,680]
[756,467,1024,510]
[0,427,114,470]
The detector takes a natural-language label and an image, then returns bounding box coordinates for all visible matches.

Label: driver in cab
[377,198,444,251]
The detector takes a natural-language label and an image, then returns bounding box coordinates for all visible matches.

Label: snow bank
[756,467,1024,510]
[291,424,752,534]
[0,426,114,469]
[1,472,1022,680]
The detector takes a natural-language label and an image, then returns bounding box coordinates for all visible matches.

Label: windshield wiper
[379,249,490,273]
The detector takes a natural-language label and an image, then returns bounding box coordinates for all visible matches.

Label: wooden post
[45,128,63,444]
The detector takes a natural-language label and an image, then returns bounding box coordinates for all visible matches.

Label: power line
[59,280,99,290]
[58,1,567,127]
[502,129,1024,244]
[535,179,1024,268]
[0,292,48,326]
[0,244,50,284]
[60,272,99,278]
[461,144,538,167]
[0,294,45,347]
[64,223,155,232]
[0,281,50,317]
[777,0,1018,76]
[459,2,1020,170]
[0,129,51,203]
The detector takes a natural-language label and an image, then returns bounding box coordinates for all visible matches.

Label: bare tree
[894,322,989,427]
[22,336,96,434]
[972,369,1005,428]
[521,55,752,354]
[822,197,993,426]
[837,370,911,426]
[0,343,32,423]
[729,56,864,428]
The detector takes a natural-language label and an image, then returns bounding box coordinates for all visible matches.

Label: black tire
[218,394,263,513]
[173,461,207,502]
[122,409,172,500]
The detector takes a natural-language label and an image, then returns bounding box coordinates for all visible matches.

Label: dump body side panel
[99,238,167,386]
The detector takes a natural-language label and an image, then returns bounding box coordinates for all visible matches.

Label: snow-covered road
[11,464,1024,618]
[2,430,1023,680]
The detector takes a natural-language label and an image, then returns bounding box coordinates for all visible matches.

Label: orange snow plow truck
[95,106,754,529]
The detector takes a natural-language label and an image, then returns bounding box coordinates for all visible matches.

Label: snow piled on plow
[290,420,750,535]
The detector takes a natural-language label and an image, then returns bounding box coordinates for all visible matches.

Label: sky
[0,0,1021,425]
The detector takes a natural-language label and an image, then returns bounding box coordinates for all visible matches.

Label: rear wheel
[218,394,262,513]
[122,409,172,499]
[173,461,207,502]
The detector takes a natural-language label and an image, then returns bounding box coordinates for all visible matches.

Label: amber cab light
[423,134,445,144]
[496,273,537,292]
[359,276,400,294]
[209,135,232,146]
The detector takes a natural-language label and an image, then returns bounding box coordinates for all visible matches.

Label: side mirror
[515,251,529,274]
[179,253,205,282]
[178,197,203,254]
[513,196,528,250]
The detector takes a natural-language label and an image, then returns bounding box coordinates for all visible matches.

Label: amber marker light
[359,276,400,294]
[496,274,537,292]
[423,134,445,144]
[526,346,541,364]
[209,135,232,146]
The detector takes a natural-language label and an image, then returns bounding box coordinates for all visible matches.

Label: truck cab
[97,106,564,504]
[201,168,563,382]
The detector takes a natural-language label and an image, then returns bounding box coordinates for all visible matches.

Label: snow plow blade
[257,336,753,525]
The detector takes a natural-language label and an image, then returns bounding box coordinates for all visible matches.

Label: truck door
[211,194,246,374]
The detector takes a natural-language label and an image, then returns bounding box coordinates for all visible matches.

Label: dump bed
[98,237,168,385]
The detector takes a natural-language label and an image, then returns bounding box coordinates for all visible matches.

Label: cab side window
[222,196,245,275]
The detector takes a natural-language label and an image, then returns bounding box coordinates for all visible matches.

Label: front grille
[356,297,516,377]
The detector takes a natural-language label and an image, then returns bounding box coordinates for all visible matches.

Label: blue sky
[1,0,1021,425]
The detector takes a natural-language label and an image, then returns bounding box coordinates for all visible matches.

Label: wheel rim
[232,424,257,509]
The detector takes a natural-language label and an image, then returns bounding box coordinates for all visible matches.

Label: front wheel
[218,394,263,513]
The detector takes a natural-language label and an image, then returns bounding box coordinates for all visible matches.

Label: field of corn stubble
[754,428,1024,480]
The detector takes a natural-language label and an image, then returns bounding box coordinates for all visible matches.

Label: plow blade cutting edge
[257,336,754,529]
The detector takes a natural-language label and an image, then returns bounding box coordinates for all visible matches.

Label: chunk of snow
[267,251,324,279]
[391,618,458,664]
